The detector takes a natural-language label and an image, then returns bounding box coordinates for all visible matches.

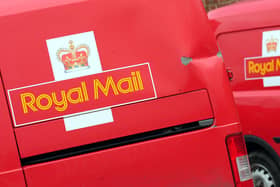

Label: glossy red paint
[24,124,240,187]
[209,0,280,37]
[210,0,280,157]
[210,0,280,185]
[0,75,26,186]
[16,89,213,157]
[0,0,252,186]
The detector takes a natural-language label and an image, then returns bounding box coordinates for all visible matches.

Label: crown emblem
[57,40,90,72]
[266,37,278,53]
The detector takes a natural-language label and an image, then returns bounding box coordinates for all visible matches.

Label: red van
[209,0,280,186]
[0,0,253,186]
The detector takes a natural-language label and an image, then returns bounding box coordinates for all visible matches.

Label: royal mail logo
[47,31,110,131]
[266,37,279,53]
[263,31,280,57]
[57,40,90,72]
[46,31,102,81]
[245,56,280,80]
[8,63,157,127]
[266,37,279,52]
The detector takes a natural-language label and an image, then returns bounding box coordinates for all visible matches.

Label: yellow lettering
[36,94,52,111]
[67,87,84,104]
[117,77,134,94]
[255,63,260,73]
[248,61,255,74]
[94,76,119,100]
[131,72,139,91]
[20,93,38,113]
[52,91,68,112]
[267,61,275,72]
[136,71,144,90]
[249,60,277,76]
[81,81,89,101]
[260,63,265,75]
[276,59,280,71]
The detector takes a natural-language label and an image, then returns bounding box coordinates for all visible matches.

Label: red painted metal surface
[0,170,26,187]
[210,0,280,162]
[217,27,280,157]
[0,0,223,158]
[209,0,280,37]
[0,75,26,186]
[24,124,240,187]
[16,89,213,157]
[0,0,249,186]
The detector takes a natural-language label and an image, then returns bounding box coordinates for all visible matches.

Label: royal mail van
[0,0,253,186]
[209,0,280,186]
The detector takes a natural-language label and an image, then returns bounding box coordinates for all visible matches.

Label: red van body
[0,0,253,186]
[209,0,280,186]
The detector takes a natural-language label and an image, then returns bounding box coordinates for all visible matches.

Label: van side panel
[0,75,25,186]
[0,0,243,186]
[23,124,239,187]
[15,90,213,158]
[0,0,222,159]
[217,29,280,157]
